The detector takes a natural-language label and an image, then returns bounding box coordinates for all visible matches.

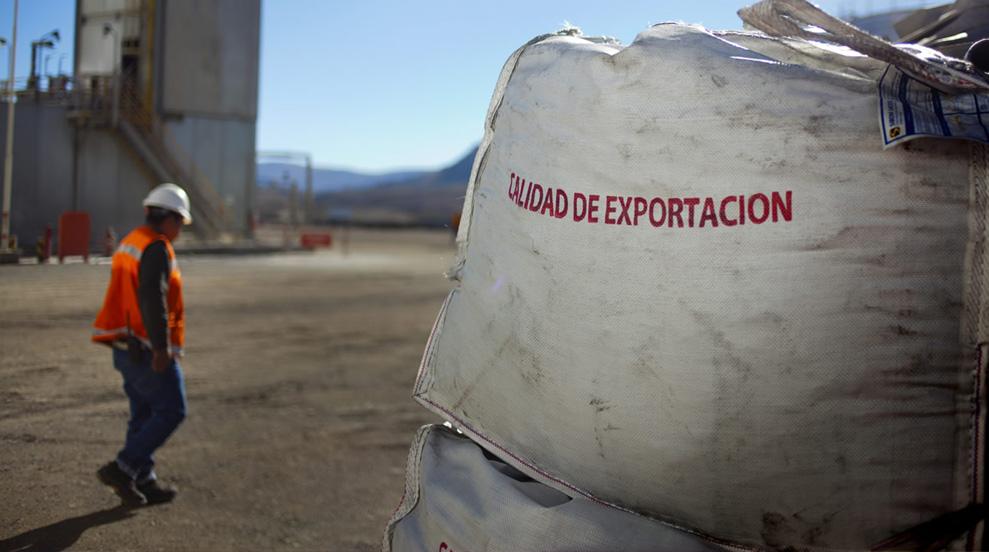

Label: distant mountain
[382,146,476,189]
[256,162,427,193]
[315,145,479,226]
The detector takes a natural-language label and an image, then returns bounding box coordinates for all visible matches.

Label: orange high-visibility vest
[92,225,185,353]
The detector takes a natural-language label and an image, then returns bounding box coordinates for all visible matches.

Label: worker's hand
[152,349,171,374]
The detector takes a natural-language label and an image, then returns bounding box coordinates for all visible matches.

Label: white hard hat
[143,183,192,224]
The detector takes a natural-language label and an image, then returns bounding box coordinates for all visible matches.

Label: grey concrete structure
[155,0,261,237]
[1,98,158,251]
[163,117,257,236]
[159,0,260,119]
[3,0,260,252]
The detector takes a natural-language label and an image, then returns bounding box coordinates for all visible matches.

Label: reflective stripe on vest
[92,226,185,353]
[115,243,142,262]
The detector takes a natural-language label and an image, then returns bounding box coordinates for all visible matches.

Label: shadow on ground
[0,506,136,552]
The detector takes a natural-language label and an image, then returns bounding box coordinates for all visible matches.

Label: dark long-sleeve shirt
[138,240,170,351]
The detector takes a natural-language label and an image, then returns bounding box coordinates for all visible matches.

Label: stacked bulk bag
[384,425,727,552]
[407,13,989,552]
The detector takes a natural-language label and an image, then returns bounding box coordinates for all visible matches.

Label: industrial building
[2,0,261,251]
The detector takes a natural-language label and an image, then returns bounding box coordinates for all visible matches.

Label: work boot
[97,461,147,507]
[137,479,178,505]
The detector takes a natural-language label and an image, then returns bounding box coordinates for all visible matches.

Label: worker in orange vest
[91,183,191,507]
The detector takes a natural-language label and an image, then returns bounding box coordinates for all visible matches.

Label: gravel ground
[0,228,454,551]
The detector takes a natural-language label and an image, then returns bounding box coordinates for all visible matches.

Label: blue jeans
[112,348,187,482]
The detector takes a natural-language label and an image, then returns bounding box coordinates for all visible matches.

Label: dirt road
[0,229,454,551]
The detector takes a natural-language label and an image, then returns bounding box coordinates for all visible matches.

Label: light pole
[28,29,57,90]
[102,23,119,126]
[1,0,18,257]
[0,38,8,88]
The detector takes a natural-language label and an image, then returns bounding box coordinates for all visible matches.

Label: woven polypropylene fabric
[416,24,978,550]
[384,425,730,552]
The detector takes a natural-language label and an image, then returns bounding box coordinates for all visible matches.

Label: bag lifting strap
[738,0,989,94]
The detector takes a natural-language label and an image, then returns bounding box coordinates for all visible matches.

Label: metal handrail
[115,81,229,235]
[5,73,232,238]
[117,79,152,129]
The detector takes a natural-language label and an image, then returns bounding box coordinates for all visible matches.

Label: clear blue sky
[0,0,942,172]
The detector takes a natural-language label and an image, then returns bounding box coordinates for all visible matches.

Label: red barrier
[300,232,332,249]
[58,211,91,263]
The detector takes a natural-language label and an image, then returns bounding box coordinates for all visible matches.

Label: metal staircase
[65,77,229,240]
[115,86,228,240]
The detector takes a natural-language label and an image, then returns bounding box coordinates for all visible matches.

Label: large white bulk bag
[413,23,988,551]
[384,425,727,552]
